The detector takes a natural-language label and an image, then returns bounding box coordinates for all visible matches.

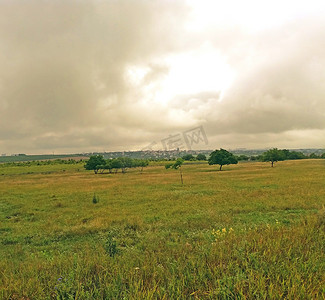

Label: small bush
[92,194,99,204]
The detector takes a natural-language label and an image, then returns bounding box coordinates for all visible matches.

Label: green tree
[102,160,113,173]
[287,151,305,160]
[137,159,149,173]
[237,155,249,161]
[208,149,238,171]
[280,149,290,160]
[84,155,106,174]
[262,148,285,167]
[196,153,207,161]
[309,153,319,159]
[182,154,195,161]
[111,159,122,173]
[117,157,133,173]
[165,158,184,184]
[165,163,174,169]
[280,149,305,160]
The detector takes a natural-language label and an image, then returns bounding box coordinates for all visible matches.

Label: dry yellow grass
[0,159,324,298]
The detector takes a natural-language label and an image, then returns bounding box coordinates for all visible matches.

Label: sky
[0,0,325,154]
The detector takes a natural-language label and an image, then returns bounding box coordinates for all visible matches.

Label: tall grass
[0,160,324,298]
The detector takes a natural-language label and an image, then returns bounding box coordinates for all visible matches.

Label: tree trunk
[271,161,274,167]
[219,165,222,171]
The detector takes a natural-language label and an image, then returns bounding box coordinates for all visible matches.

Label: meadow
[0,155,86,164]
[0,159,324,299]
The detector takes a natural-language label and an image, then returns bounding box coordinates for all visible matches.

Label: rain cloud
[0,0,324,153]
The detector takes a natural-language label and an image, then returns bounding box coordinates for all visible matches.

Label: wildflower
[222,228,227,233]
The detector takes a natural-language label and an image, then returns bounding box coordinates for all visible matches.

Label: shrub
[92,194,99,204]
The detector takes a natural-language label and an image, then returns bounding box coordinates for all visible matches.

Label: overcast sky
[1,0,325,154]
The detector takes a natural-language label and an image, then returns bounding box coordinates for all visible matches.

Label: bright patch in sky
[126,44,235,105]
[156,46,235,104]
[126,0,325,107]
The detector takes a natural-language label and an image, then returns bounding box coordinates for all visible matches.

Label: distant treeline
[159,150,325,162]
[0,154,85,163]
[1,149,324,169]
[238,149,325,161]
[0,159,85,167]
[84,155,149,174]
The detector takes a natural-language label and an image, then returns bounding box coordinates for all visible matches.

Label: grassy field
[0,155,87,164]
[0,160,324,299]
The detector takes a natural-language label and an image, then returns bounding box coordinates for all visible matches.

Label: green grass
[0,160,324,299]
[0,154,85,163]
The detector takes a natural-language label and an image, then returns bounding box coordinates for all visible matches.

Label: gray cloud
[0,0,190,153]
[0,1,324,154]
[172,17,325,148]
[212,18,325,135]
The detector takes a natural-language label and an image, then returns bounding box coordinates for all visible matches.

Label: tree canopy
[208,149,238,171]
[165,158,184,184]
[196,153,207,161]
[84,155,106,174]
[182,154,195,161]
[262,148,285,167]
[84,155,149,174]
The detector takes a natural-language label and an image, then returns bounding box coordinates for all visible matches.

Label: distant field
[0,154,87,163]
[0,160,324,299]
